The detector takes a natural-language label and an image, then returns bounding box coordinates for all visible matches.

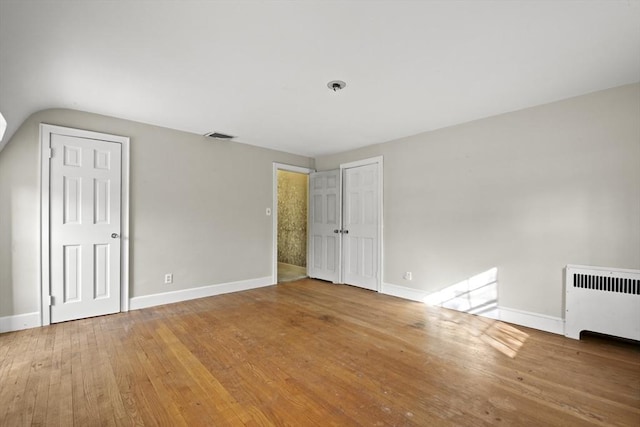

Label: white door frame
[272,163,314,284]
[339,156,383,291]
[40,124,130,326]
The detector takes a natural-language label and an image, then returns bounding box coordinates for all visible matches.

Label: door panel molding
[40,124,130,326]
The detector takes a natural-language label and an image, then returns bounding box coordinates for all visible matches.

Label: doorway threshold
[278,263,307,283]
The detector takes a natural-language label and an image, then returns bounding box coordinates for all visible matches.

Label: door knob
[111,233,119,239]
[343,230,349,234]
[334,229,340,234]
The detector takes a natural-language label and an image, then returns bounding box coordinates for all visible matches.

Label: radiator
[565,265,640,340]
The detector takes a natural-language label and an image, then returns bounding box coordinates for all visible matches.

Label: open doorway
[277,170,308,282]
[273,164,313,283]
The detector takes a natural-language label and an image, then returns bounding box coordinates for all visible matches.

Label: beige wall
[277,171,308,267]
[0,117,40,317]
[316,83,640,318]
[2,84,638,322]
[0,109,313,318]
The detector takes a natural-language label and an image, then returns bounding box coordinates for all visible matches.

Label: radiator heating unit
[565,265,640,341]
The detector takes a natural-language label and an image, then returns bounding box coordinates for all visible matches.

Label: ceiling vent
[204,131,235,140]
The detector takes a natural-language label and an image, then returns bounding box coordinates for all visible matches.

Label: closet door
[49,133,122,323]
[308,170,340,283]
[342,163,379,291]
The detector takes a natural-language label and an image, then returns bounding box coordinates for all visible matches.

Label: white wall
[316,83,640,318]
[0,109,313,319]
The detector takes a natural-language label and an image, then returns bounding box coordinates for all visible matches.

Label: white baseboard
[497,307,565,335]
[129,276,274,310]
[0,312,40,334]
[382,282,428,302]
[2,280,563,336]
[382,282,564,335]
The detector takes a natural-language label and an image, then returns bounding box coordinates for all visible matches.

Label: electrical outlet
[164,273,173,284]
[404,271,412,281]
[266,207,272,216]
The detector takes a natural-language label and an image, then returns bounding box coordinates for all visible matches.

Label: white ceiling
[1,1,638,157]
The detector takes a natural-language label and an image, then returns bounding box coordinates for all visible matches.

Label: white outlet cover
[266,207,271,216]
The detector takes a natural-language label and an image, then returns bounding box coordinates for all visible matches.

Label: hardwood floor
[277,262,307,283]
[1,279,638,426]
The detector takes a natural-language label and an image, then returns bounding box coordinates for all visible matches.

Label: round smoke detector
[327,80,347,92]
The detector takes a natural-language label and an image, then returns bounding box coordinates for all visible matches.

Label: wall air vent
[204,132,235,139]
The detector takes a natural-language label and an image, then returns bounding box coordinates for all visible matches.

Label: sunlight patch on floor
[421,267,529,357]
[481,321,529,358]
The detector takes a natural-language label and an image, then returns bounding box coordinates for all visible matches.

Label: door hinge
[48,295,54,306]
[47,148,53,159]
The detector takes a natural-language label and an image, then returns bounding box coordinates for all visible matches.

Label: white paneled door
[308,170,341,283]
[308,161,381,291]
[49,133,122,323]
[342,163,379,291]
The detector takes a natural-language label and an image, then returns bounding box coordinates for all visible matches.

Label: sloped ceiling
[0,0,638,157]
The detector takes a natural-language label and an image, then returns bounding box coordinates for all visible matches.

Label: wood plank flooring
[1,279,639,426]
[277,262,307,283]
